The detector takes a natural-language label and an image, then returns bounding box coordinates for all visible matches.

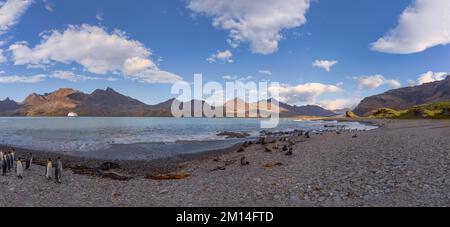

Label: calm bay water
[0,117,377,160]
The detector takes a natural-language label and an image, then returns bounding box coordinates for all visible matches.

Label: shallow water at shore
[0,117,377,160]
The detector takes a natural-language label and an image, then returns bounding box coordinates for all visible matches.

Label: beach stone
[217,131,250,139]
[262,162,283,168]
[159,189,169,195]
[211,166,226,171]
[99,162,121,171]
[285,148,293,156]
[240,157,250,166]
[102,171,133,181]
[256,137,266,145]
[146,173,190,180]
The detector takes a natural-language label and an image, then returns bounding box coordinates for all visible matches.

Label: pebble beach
[0,119,449,207]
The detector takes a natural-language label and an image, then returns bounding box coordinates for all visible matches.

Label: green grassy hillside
[369,102,450,119]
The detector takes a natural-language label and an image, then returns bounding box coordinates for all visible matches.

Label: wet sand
[0,119,449,207]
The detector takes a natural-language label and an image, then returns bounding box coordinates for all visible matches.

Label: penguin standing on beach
[11,150,15,168]
[55,157,62,184]
[6,152,11,172]
[16,158,23,179]
[0,151,3,168]
[25,153,33,170]
[45,158,53,180]
[9,151,14,170]
[2,155,7,176]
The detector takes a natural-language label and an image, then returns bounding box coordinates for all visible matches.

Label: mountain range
[354,75,450,116]
[0,88,337,117]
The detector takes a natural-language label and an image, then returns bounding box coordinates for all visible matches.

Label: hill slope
[354,76,450,116]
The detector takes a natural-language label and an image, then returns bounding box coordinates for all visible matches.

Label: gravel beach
[1,119,449,207]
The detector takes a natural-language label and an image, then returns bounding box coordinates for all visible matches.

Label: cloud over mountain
[408,71,449,86]
[270,82,341,104]
[0,74,45,83]
[353,75,401,90]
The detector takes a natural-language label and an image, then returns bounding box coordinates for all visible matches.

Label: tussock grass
[369,102,450,119]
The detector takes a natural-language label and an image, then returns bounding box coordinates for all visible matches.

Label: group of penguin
[1,149,63,184]
[1,149,25,177]
[238,134,301,166]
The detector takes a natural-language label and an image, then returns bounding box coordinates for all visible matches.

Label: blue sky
[0,0,449,109]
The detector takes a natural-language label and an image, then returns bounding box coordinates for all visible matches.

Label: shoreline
[0,119,376,178]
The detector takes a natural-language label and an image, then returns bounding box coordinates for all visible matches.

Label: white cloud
[42,0,53,12]
[207,50,233,63]
[96,10,103,21]
[124,69,182,84]
[354,75,384,90]
[353,75,401,90]
[0,49,6,63]
[0,0,33,34]
[106,77,118,82]
[50,70,102,82]
[8,24,182,83]
[222,75,237,80]
[384,79,402,89]
[312,59,338,72]
[188,0,310,54]
[9,25,148,73]
[0,74,45,83]
[123,57,156,75]
[238,76,252,82]
[371,0,450,54]
[222,74,253,82]
[409,71,449,86]
[317,98,360,110]
[258,70,272,76]
[270,83,342,104]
